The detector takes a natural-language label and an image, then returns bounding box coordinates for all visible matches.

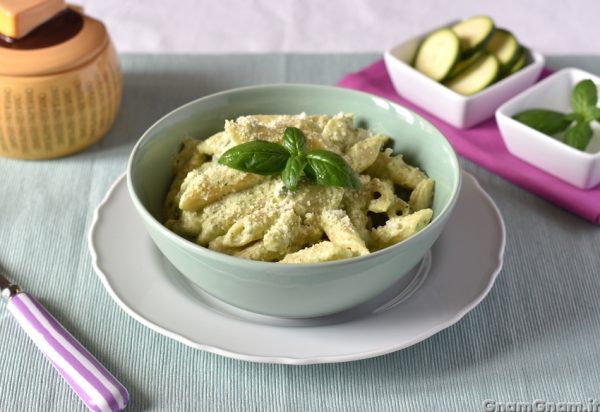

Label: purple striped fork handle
[7,292,129,412]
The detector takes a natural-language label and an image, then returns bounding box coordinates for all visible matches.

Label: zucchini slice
[485,29,520,70]
[451,16,495,57]
[507,48,526,74]
[448,50,483,78]
[444,52,500,95]
[413,28,461,81]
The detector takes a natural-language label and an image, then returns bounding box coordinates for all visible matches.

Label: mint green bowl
[127,84,460,318]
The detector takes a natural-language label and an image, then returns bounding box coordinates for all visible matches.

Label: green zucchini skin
[507,47,527,74]
[496,47,526,80]
[444,52,500,96]
[451,16,496,58]
[485,28,521,71]
[409,16,528,95]
[412,28,461,82]
[448,50,484,78]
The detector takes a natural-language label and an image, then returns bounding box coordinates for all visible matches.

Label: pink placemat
[337,59,600,224]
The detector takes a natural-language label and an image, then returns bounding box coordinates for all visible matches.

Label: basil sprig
[281,154,307,191]
[306,150,361,190]
[218,127,361,191]
[512,110,572,135]
[283,127,306,156]
[217,140,290,175]
[513,79,600,151]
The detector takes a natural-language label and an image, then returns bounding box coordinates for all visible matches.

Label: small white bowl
[384,20,545,129]
[496,68,600,189]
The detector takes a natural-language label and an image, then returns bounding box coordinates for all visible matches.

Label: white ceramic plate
[89,172,505,364]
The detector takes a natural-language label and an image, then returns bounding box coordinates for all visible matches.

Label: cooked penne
[165,114,436,263]
[287,183,345,215]
[342,175,373,243]
[197,131,235,157]
[221,208,278,247]
[409,178,435,211]
[196,179,277,245]
[234,241,285,262]
[280,241,354,263]
[387,196,410,218]
[178,162,264,211]
[321,113,360,152]
[262,209,302,252]
[225,114,335,151]
[345,134,389,173]
[371,209,433,250]
[366,148,428,189]
[165,210,203,238]
[367,178,396,213]
[319,209,369,256]
[208,236,245,256]
[165,138,208,218]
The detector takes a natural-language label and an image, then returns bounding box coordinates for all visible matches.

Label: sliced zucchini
[448,50,483,78]
[485,29,520,70]
[507,48,526,74]
[451,16,496,57]
[444,53,500,95]
[413,28,461,81]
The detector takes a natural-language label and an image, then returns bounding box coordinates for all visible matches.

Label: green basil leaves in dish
[512,110,572,135]
[564,121,594,151]
[282,126,306,156]
[219,127,361,191]
[218,141,290,175]
[513,79,600,151]
[306,150,362,191]
[281,154,307,191]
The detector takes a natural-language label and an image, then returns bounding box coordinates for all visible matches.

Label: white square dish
[383,21,545,129]
[496,68,600,189]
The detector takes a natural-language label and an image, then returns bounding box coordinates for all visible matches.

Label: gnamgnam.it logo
[483,399,600,412]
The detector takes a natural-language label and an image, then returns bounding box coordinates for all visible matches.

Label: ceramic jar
[0,7,122,159]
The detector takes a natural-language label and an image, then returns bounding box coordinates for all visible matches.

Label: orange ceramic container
[0,5,122,159]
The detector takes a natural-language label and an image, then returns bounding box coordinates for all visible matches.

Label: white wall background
[78,0,599,54]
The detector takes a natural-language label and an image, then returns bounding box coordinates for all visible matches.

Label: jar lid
[0,6,108,76]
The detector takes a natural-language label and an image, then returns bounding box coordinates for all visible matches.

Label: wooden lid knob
[0,0,66,39]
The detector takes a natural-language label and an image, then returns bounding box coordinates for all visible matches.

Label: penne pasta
[178,162,264,211]
[197,179,277,245]
[366,148,428,189]
[165,138,208,218]
[409,178,435,211]
[165,114,436,263]
[367,178,396,213]
[197,131,235,158]
[371,209,433,250]
[280,241,354,264]
[344,134,389,173]
[319,209,369,256]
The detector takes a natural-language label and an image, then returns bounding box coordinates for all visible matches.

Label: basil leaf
[564,121,593,151]
[571,79,598,114]
[282,155,307,191]
[513,109,572,135]
[306,150,361,190]
[283,127,306,156]
[593,107,600,121]
[565,112,584,123]
[218,140,289,175]
[304,162,316,180]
